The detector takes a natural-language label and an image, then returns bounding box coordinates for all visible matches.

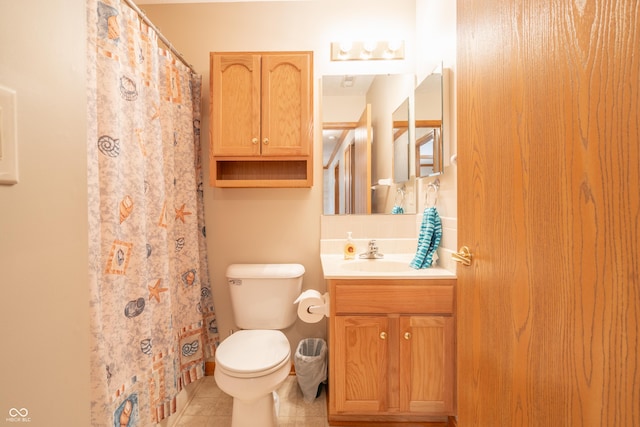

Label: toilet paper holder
[295,290,330,323]
[307,304,325,314]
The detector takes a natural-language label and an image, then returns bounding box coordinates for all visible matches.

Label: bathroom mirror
[414,65,443,177]
[322,74,415,215]
[392,97,410,184]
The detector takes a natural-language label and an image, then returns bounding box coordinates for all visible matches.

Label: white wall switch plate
[0,85,18,185]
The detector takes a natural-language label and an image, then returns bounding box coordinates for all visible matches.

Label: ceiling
[322,74,375,97]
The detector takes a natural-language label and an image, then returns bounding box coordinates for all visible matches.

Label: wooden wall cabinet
[328,279,456,424]
[209,51,313,187]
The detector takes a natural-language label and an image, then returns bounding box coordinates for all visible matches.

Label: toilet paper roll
[294,290,330,323]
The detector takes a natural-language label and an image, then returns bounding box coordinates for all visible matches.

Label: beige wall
[141,0,420,353]
[0,0,90,425]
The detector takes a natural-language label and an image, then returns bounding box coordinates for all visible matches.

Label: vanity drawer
[333,281,454,315]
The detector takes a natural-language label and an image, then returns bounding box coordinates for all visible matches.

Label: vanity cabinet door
[334,315,389,413]
[399,315,455,414]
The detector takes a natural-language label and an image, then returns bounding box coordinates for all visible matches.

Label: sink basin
[339,259,411,273]
[320,253,456,279]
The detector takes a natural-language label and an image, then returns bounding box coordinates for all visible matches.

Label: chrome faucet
[359,240,384,259]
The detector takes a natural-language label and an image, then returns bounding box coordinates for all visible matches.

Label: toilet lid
[215,330,290,376]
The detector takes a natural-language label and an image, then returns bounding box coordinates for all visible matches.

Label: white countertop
[320,253,457,279]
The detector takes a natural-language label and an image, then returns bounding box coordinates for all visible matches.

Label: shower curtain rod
[122,0,197,74]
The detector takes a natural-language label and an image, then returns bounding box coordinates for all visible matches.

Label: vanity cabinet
[328,279,455,423]
[209,51,313,187]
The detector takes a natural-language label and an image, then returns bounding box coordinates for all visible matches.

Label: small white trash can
[293,338,327,402]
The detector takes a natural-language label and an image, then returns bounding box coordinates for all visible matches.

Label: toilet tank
[226,263,305,330]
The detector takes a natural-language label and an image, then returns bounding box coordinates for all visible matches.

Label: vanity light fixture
[331,40,405,61]
[338,41,353,56]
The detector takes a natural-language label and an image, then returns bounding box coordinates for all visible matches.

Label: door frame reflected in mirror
[323,121,357,214]
[322,103,372,215]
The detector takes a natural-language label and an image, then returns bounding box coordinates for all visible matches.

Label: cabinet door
[261,53,312,156]
[334,315,389,413]
[399,315,455,414]
[211,53,261,156]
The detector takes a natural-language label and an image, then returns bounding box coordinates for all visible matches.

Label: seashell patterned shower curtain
[86,0,219,425]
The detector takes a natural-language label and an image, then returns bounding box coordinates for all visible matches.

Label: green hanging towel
[410,206,442,269]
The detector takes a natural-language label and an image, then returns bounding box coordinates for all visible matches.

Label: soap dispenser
[344,232,356,260]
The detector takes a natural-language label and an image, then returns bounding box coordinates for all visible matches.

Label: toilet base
[231,392,278,427]
[214,335,291,427]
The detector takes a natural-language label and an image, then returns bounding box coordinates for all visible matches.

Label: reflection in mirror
[414,65,443,177]
[322,74,373,215]
[322,120,366,214]
[322,74,414,215]
[392,98,410,184]
[416,125,441,177]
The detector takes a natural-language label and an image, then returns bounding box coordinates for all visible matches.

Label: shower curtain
[86,0,219,425]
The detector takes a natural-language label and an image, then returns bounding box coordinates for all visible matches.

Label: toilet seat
[215,330,291,378]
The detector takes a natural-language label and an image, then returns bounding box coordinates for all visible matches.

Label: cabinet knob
[251,138,258,145]
[380,332,387,340]
[263,137,269,145]
[404,332,412,340]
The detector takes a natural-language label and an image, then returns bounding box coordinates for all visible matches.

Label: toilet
[214,263,305,427]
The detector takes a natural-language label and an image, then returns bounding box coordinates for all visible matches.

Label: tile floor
[172,375,328,427]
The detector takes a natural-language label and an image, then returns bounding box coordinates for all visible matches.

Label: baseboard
[204,361,215,376]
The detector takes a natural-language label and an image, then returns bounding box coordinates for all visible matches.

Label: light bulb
[339,41,353,54]
[362,41,377,53]
[387,40,402,52]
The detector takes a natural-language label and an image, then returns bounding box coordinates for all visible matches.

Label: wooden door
[457,1,639,426]
[261,53,312,156]
[210,53,261,156]
[353,105,372,214]
[333,315,388,413]
[400,315,454,415]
